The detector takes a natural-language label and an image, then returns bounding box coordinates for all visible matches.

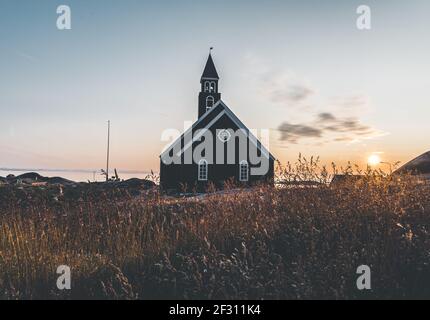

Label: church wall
[160,159,274,193]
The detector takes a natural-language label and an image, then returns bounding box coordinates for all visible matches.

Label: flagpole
[106,120,110,182]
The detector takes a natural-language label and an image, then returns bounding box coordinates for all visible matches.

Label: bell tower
[198,51,221,118]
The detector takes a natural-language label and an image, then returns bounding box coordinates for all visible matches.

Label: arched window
[239,160,249,182]
[206,96,215,111]
[210,81,216,93]
[198,159,208,181]
[204,81,211,92]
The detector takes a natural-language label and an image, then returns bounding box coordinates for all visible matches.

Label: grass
[0,157,429,300]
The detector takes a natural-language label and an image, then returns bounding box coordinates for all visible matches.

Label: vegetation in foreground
[0,158,429,300]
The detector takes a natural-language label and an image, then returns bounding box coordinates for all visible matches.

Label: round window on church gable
[217,129,231,143]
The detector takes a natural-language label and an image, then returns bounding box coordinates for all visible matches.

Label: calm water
[0,169,155,183]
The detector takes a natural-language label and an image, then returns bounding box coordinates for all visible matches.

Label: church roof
[160,100,276,161]
[201,54,219,80]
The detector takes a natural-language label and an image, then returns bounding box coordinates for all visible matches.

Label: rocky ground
[0,172,157,207]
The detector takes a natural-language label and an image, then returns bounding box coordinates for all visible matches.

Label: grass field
[0,158,429,300]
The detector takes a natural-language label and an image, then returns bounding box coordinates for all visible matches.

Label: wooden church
[160,53,275,192]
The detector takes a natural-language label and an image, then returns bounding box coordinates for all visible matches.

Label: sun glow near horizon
[368,154,382,166]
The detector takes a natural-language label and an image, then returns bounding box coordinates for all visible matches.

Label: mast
[106,120,110,182]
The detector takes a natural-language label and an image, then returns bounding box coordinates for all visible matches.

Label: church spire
[201,53,219,80]
[198,51,221,118]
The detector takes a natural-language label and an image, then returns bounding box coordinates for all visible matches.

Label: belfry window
[239,160,249,182]
[204,81,211,92]
[209,82,216,93]
[206,96,215,111]
[204,81,216,93]
[198,159,208,181]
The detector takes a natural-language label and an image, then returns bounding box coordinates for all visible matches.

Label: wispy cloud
[278,122,323,143]
[278,112,386,144]
[270,83,314,104]
[16,51,38,62]
[243,53,315,107]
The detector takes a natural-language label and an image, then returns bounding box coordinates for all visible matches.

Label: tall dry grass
[0,157,429,299]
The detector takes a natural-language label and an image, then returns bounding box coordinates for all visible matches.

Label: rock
[395,151,430,175]
[46,177,75,185]
[119,178,156,189]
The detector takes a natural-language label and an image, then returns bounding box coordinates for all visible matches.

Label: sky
[1,0,429,180]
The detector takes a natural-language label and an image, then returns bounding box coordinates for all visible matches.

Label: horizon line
[0,168,153,175]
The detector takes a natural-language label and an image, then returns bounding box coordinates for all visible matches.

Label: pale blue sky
[1,0,429,177]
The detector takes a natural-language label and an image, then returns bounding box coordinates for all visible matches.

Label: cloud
[243,54,315,106]
[330,95,368,109]
[318,112,337,121]
[16,51,38,62]
[323,117,374,135]
[270,84,314,104]
[278,123,323,143]
[278,112,385,144]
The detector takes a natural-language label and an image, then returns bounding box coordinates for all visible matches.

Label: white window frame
[206,96,215,111]
[239,160,249,182]
[198,159,208,181]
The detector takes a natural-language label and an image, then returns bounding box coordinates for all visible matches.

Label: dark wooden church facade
[160,54,275,192]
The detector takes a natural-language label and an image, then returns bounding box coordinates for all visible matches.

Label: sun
[368,154,381,166]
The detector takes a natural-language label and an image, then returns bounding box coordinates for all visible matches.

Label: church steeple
[198,52,221,118]
[201,53,219,80]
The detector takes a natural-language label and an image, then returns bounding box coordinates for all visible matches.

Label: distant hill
[0,171,156,192]
[395,151,430,175]
[0,172,75,185]
[16,172,46,181]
